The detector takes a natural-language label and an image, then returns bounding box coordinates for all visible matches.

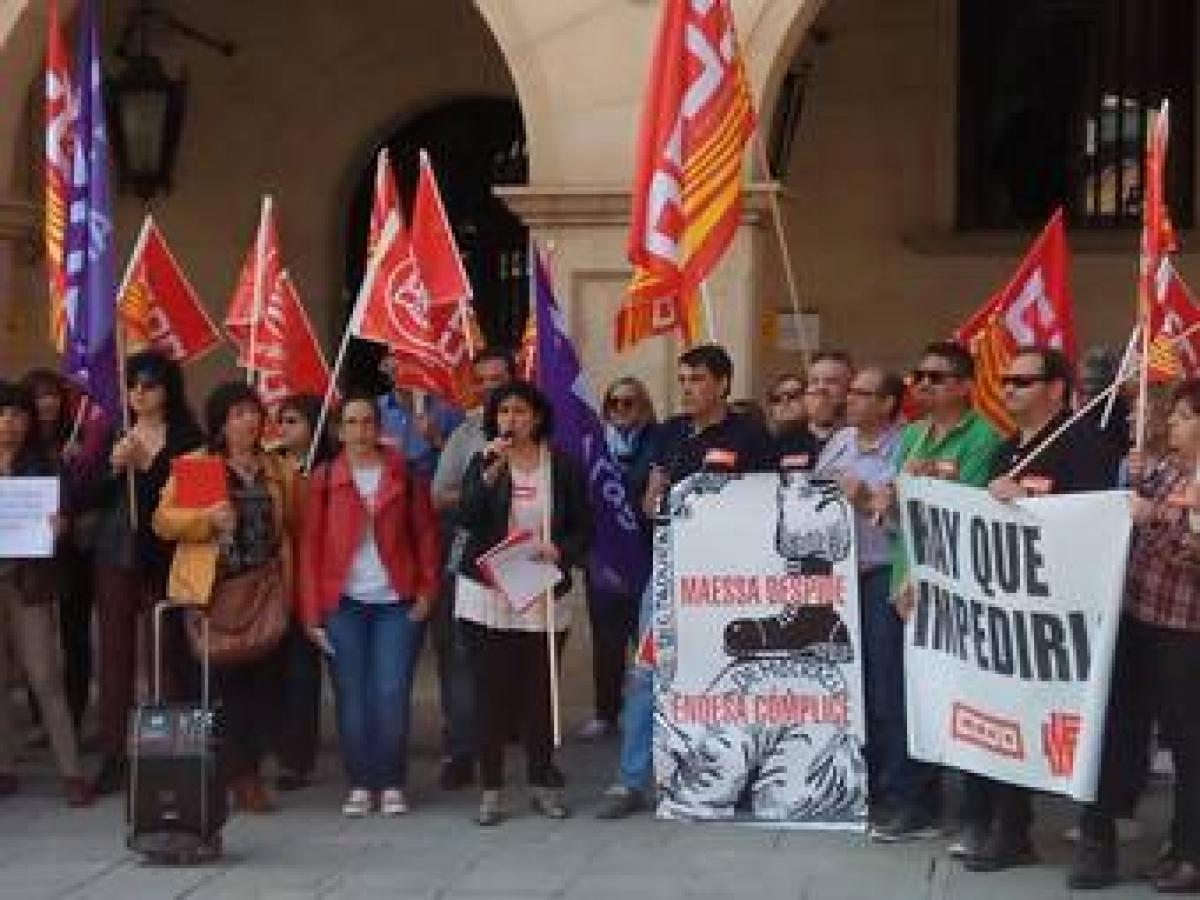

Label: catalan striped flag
[954,209,1073,436]
[45,0,74,352]
[1147,258,1200,381]
[617,0,755,350]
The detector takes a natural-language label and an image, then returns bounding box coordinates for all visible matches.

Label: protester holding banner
[814,366,908,827]
[1071,378,1200,892]
[577,377,659,740]
[297,391,440,818]
[873,340,1002,843]
[455,381,591,825]
[597,344,772,819]
[154,382,300,813]
[958,347,1119,872]
[22,368,107,732]
[767,372,819,466]
[376,355,463,481]
[269,393,335,792]
[430,347,516,790]
[91,351,204,797]
[0,381,91,807]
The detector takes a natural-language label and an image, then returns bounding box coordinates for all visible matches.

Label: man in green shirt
[870,341,1003,843]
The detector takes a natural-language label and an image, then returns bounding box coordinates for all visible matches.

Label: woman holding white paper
[455,381,591,825]
[0,380,90,806]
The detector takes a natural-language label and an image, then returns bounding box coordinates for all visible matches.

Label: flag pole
[419,149,478,364]
[114,216,154,530]
[247,196,272,390]
[1100,323,1141,430]
[753,133,808,367]
[700,281,718,343]
[531,240,562,748]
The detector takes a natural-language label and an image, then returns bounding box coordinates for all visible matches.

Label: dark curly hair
[203,381,266,452]
[0,380,50,473]
[482,380,554,442]
[125,350,201,439]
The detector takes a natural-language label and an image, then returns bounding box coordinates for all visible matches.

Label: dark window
[958,0,1194,230]
[342,97,527,392]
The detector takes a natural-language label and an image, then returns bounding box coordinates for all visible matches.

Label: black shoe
[439,757,476,790]
[92,756,127,797]
[869,807,941,843]
[1069,837,1118,890]
[724,604,851,661]
[947,821,990,860]
[962,832,1038,872]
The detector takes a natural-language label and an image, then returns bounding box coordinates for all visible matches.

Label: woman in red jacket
[298,390,440,817]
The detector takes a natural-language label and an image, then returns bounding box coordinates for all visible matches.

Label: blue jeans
[326,597,426,790]
[859,566,926,809]
[618,583,655,791]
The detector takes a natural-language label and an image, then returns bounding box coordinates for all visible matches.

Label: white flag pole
[700,281,717,344]
[114,216,154,530]
[246,196,272,390]
[1100,323,1141,430]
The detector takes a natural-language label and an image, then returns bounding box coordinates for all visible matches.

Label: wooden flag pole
[542,443,562,748]
[246,196,272,390]
[700,281,718,343]
[753,133,809,367]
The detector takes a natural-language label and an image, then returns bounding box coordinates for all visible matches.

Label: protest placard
[652,471,867,828]
[895,476,1131,800]
[0,477,59,558]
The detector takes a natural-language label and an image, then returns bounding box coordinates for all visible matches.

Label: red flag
[251,271,332,406]
[955,209,1074,434]
[1148,259,1200,381]
[117,217,220,364]
[617,0,755,350]
[225,196,282,369]
[45,0,74,352]
[1140,102,1175,323]
[368,147,399,259]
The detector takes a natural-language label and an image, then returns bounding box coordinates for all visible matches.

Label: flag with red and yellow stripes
[1147,258,1200,381]
[617,0,755,351]
[954,209,1073,436]
[45,0,74,351]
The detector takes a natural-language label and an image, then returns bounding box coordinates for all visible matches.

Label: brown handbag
[185,556,288,665]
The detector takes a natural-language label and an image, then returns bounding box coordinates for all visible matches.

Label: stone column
[496,182,787,413]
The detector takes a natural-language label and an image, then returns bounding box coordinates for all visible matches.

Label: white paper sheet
[477,529,562,612]
[0,477,59,559]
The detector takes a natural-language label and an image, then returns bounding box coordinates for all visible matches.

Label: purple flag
[533,248,650,597]
[62,0,118,419]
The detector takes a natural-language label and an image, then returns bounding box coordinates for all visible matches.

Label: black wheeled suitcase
[127,602,226,863]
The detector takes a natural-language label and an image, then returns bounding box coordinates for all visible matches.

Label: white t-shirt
[345,464,399,605]
[456,457,568,632]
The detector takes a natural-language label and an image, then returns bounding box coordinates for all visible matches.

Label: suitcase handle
[153,601,209,712]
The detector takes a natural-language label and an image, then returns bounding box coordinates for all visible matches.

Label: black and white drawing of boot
[723,603,853,664]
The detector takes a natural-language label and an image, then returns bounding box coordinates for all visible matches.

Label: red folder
[170,457,228,509]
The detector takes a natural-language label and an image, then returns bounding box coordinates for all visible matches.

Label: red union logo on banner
[1003,267,1067,348]
[383,250,431,334]
[951,702,1025,760]
[1042,711,1082,778]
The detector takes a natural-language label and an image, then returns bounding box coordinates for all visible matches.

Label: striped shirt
[1126,459,1200,633]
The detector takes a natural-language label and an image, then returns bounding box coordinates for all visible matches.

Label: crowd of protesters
[0,336,1196,892]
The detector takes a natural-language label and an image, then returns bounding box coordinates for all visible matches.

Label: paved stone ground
[0,596,1177,899]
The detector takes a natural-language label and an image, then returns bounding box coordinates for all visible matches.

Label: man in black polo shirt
[960,346,1117,871]
[596,344,771,819]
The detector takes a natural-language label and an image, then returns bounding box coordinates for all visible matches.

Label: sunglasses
[1000,374,1049,389]
[768,389,805,404]
[911,369,957,385]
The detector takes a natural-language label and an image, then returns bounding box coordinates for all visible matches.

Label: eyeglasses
[606,396,638,410]
[1000,374,1049,389]
[847,387,883,398]
[911,369,957,385]
[768,389,805,404]
[280,415,303,425]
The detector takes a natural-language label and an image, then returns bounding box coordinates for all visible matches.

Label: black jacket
[458,447,592,596]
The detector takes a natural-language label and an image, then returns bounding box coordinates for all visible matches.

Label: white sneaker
[380,788,408,816]
[342,788,372,817]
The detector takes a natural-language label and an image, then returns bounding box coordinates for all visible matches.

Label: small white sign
[0,477,59,558]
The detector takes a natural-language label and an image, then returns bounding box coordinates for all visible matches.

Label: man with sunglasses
[766,373,819,465]
[871,341,1003,843]
[959,346,1117,873]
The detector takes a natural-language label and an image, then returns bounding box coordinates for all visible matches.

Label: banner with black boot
[651,471,868,828]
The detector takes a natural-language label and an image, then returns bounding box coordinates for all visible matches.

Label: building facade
[0,0,1196,409]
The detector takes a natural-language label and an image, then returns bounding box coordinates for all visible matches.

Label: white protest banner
[652,471,867,828]
[895,476,1130,800]
[0,477,60,558]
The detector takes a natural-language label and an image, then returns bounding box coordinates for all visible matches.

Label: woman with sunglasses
[154,381,300,813]
[0,381,91,806]
[576,378,658,740]
[91,351,204,796]
[268,394,335,792]
[456,381,591,825]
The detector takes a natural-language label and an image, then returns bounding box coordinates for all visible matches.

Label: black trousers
[1081,616,1200,864]
[57,542,94,730]
[462,621,565,790]
[586,586,637,724]
[271,622,322,776]
[213,644,285,783]
[960,774,1032,839]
